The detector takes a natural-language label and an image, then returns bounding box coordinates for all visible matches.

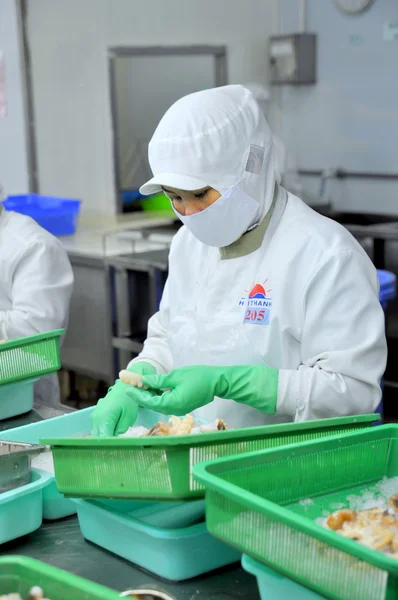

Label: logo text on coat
[239,282,272,325]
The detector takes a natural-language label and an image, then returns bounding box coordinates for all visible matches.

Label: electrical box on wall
[269,34,316,85]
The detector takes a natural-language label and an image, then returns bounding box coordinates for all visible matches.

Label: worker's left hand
[129,364,279,416]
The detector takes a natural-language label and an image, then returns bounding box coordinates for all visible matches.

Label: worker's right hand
[90,362,157,436]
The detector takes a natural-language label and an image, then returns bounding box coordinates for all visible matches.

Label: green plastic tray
[0,555,120,598]
[193,424,398,600]
[0,329,64,386]
[42,414,378,501]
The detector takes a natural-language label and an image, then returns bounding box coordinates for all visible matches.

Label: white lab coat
[133,85,386,427]
[0,210,73,407]
[135,189,386,426]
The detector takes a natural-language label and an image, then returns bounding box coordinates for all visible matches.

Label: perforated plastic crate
[42,414,378,501]
[0,556,119,598]
[194,424,398,600]
[0,330,63,386]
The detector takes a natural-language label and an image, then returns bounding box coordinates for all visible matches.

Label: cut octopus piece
[169,414,195,436]
[119,370,145,388]
[388,493,398,513]
[326,509,357,531]
[339,522,364,542]
[391,535,398,552]
[147,422,170,437]
[368,525,394,550]
[358,508,383,523]
[199,418,228,433]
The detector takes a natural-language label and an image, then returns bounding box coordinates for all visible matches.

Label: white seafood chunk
[119,370,145,388]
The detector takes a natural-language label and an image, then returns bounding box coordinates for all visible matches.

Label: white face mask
[173,184,259,248]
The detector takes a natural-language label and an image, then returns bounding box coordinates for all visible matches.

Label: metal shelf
[105,247,170,380]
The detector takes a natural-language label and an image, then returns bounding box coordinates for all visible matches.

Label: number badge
[241,281,272,325]
[244,308,270,325]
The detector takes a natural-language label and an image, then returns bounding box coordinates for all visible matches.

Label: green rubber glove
[90,362,157,437]
[128,364,279,416]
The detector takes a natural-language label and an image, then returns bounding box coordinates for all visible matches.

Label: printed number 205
[245,309,265,323]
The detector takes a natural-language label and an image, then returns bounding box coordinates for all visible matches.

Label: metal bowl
[0,441,46,493]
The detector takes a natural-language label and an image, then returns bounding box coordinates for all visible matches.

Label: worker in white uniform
[91,85,387,436]
[0,207,73,407]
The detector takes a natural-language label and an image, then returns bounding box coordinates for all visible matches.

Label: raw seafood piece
[119,370,145,388]
[326,509,356,531]
[148,422,170,436]
[388,493,398,513]
[323,492,398,558]
[118,415,229,438]
[169,414,194,435]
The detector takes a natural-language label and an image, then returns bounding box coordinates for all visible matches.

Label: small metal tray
[0,441,46,493]
[120,591,175,599]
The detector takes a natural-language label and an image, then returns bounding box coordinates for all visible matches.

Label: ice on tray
[32,452,54,474]
[346,476,398,512]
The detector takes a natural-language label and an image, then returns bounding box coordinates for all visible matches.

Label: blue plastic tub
[121,190,143,205]
[73,497,240,581]
[0,469,51,544]
[0,379,36,420]
[242,554,320,600]
[0,407,93,520]
[376,270,396,421]
[3,194,81,236]
[378,269,396,310]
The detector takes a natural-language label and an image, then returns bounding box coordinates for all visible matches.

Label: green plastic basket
[41,414,378,501]
[193,424,398,600]
[0,555,120,598]
[0,330,64,386]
